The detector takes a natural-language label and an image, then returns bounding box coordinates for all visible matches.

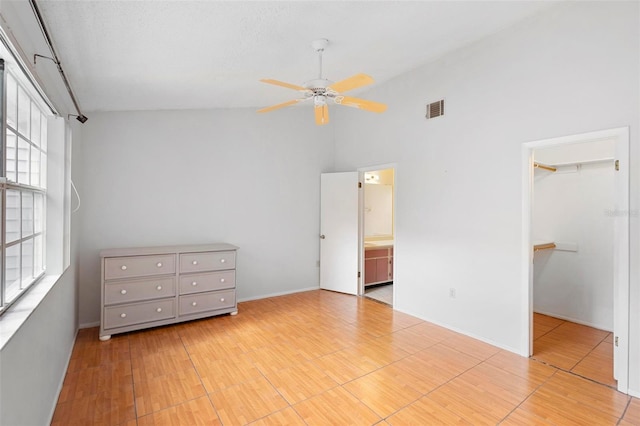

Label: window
[1,57,50,313]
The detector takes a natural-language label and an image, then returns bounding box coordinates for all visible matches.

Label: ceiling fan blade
[327,73,374,93]
[257,99,300,113]
[315,104,329,125]
[336,96,387,113]
[260,79,309,92]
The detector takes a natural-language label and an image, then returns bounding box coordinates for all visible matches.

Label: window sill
[0,273,63,350]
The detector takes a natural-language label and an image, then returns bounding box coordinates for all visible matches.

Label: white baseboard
[238,286,320,303]
[534,310,612,332]
[79,321,100,329]
[47,328,78,425]
[393,306,523,356]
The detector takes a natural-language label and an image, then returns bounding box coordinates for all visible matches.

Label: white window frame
[0,63,48,313]
[0,33,62,316]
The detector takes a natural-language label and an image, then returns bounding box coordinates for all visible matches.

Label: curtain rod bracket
[33,53,56,65]
[68,114,88,123]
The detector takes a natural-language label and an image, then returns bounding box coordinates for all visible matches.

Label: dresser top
[100,243,239,258]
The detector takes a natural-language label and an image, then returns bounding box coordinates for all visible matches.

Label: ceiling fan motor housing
[303,78,330,89]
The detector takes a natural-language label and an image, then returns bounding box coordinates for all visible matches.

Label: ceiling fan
[258,39,387,125]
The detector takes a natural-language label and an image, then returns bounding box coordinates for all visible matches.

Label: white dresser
[99,243,238,340]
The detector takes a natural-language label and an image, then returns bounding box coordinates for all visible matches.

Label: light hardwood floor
[52,290,638,425]
[533,313,616,388]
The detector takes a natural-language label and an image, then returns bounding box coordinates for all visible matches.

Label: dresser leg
[99,335,111,341]
[230,311,238,316]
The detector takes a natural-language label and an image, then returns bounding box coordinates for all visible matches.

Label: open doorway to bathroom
[362,168,394,305]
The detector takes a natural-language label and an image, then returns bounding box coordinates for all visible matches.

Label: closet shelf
[534,158,614,172]
[550,157,615,168]
[534,242,556,252]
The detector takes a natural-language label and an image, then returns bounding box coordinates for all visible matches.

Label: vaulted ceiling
[3,1,553,113]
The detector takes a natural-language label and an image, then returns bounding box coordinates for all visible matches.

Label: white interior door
[320,172,359,295]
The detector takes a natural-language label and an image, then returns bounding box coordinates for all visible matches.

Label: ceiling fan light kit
[258,39,387,125]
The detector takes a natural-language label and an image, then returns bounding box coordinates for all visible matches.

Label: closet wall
[533,139,615,330]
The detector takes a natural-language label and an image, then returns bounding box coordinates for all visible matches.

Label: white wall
[364,184,393,238]
[533,141,615,330]
[333,1,640,392]
[77,108,334,326]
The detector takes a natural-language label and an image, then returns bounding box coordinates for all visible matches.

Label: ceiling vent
[426,99,444,119]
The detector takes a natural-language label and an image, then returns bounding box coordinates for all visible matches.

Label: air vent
[426,99,444,119]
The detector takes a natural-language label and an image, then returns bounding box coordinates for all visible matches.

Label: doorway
[359,167,395,306]
[522,127,629,394]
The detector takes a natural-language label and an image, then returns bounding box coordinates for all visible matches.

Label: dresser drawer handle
[220,298,225,302]
[156,285,162,291]
[121,265,127,271]
[120,313,127,318]
[191,281,198,286]
[156,308,162,313]
[191,302,197,307]
[156,262,163,268]
[192,260,198,265]
[220,259,226,263]
[120,289,127,295]
[220,278,225,283]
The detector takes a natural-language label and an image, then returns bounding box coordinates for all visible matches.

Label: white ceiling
[32,1,554,113]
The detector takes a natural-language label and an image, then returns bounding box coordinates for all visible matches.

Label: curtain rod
[29,0,87,123]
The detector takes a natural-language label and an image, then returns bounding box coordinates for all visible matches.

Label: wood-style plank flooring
[52,290,638,425]
[533,313,616,387]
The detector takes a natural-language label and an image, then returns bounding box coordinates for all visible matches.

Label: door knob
[320,235,326,239]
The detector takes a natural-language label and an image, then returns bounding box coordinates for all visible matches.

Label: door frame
[357,163,397,298]
[520,127,630,393]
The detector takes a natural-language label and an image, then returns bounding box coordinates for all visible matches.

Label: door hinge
[358,271,361,278]
[358,182,362,189]
[615,336,619,347]
[615,160,620,171]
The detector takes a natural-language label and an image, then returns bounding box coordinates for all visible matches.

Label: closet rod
[534,162,557,172]
[533,242,556,252]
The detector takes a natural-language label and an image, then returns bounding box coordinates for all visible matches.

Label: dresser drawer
[104,298,175,329]
[104,254,176,280]
[104,276,176,305]
[179,271,235,295]
[179,290,236,315]
[180,251,236,273]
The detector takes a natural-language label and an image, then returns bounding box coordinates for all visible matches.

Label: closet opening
[359,167,395,306]
[522,127,629,394]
